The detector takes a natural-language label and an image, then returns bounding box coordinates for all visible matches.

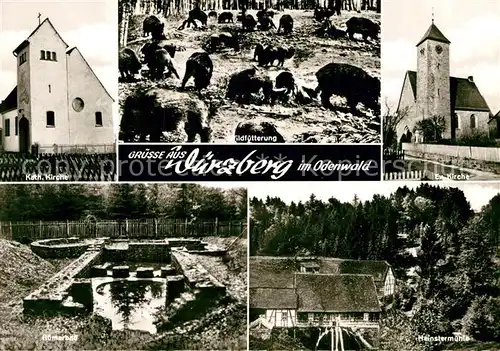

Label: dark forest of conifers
[0,184,247,222]
[250,184,500,349]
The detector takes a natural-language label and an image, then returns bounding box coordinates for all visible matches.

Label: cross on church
[37,13,41,25]
[431,7,434,23]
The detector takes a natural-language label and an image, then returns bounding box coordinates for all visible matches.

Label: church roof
[404,71,491,112]
[13,18,69,55]
[0,87,17,113]
[416,23,451,47]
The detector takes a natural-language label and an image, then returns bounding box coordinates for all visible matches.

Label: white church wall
[66,49,114,147]
[28,22,71,147]
[2,109,19,152]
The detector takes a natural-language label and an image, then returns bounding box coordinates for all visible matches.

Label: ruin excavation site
[0,236,247,350]
[118,3,381,144]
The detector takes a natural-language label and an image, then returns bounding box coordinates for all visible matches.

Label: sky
[249,182,500,212]
[0,0,118,132]
[382,0,500,114]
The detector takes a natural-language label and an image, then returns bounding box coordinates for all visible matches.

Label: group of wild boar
[119,7,380,143]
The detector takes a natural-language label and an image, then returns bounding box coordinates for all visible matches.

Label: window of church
[46,51,51,60]
[19,52,27,65]
[46,111,55,127]
[456,115,461,129]
[72,98,85,112]
[15,117,18,136]
[470,114,476,129]
[95,112,103,127]
[40,50,45,60]
[52,52,57,61]
[5,119,10,137]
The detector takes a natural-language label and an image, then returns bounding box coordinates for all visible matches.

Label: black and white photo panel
[0,183,248,350]
[249,182,500,350]
[382,0,500,181]
[118,0,380,144]
[0,0,117,181]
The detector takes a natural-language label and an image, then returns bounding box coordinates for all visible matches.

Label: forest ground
[0,236,247,350]
[119,9,381,143]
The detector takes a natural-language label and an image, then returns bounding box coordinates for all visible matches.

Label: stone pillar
[136,267,154,278]
[166,275,185,302]
[112,266,130,278]
[70,279,93,311]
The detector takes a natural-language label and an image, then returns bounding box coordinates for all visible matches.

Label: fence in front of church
[0,152,116,181]
[37,144,116,154]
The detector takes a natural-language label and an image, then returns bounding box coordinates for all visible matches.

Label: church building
[396,20,492,142]
[0,18,115,154]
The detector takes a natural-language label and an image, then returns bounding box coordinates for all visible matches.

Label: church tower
[416,20,452,138]
[13,18,71,151]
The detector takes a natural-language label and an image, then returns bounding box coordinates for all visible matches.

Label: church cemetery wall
[403,143,500,163]
[403,143,500,174]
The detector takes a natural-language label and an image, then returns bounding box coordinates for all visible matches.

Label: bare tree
[383,98,409,151]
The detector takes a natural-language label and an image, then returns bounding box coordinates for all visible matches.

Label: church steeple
[416,22,451,47]
[415,18,452,138]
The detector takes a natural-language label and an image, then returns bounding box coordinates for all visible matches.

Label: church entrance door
[19,117,30,153]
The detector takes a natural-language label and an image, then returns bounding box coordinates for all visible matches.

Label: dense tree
[251,184,500,346]
[0,184,246,222]
[462,296,500,342]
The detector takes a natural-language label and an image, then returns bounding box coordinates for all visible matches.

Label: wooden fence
[383,170,437,181]
[37,144,116,154]
[0,218,247,242]
[0,153,116,181]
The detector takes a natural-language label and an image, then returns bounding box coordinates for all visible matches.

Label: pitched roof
[320,258,389,282]
[406,71,417,100]
[416,23,451,47]
[451,77,491,112]
[295,273,381,313]
[250,288,297,309]
[66,47,114,102]
[250,256,297,289]
[13,18,69,55]
[403,71,491,112]
[301,262,320,268]
[489,110,500,124]
[251,256,391,293]
[0,87,17,113]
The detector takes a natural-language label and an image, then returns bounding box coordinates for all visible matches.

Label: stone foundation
[24,237,227,319]
[23,249,102,315]
[31,237,91,259]
[161,265,176,277]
